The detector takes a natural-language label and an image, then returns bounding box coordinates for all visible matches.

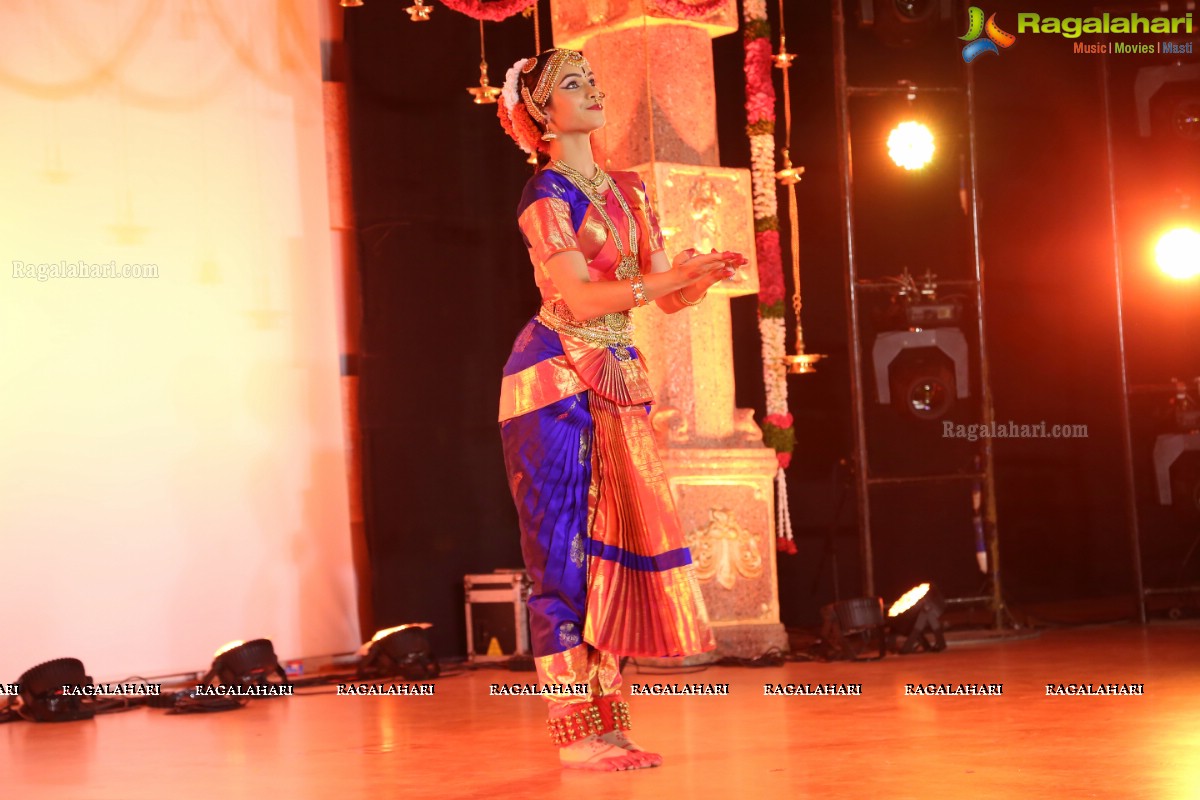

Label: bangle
[630,275,648,307]
[676,287,706,307]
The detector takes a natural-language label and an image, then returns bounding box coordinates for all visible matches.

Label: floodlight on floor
[200,639,289,690]
[819,597,886,660]
[887,582,947,653]
[357,623,439,681]
[13,657,95,722]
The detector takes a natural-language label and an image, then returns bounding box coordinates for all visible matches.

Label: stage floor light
[1155,226,1200,280]
[14,658,95,722]
[819,597,887,660]
[888,121,935,170]
[201,639,289,689]
[887,583,947,653]
[357,623,439,681]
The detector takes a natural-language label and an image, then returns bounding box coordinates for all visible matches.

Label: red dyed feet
[559,734,655,771]
[598,730,663,767]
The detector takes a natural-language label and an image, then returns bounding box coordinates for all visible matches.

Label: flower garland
[442,0,722,23]
[496,93,548,157]
[496,58,546,156]
[650,0,727,21]
[742,0,798,554]
[440,0,535,22]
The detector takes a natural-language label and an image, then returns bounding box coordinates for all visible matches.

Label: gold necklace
[551,159,640,281]
[552,159,606,196]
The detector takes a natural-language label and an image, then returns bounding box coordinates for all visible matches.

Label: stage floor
[5,621,1199,800]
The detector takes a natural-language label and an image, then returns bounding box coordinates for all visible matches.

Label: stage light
[357,623,440,680]
[893,0,933,20]
[887,582,947,653]
[888,121,935,170]
[1155,226,1200,280]
[887,348,957,420]
[340,0,363,7]
[1134,62,1200,142]
[871,269,969,421]
[1151,378,1200,520]
[14,658,95,722]
[1171,99,1200,141]
[201,639,289,689]
[857,0,953,47]
[819,597,886,660]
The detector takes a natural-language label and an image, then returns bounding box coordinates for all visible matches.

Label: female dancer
[495,48,746,771]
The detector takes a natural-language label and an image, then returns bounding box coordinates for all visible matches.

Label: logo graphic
[959,7,1017,62]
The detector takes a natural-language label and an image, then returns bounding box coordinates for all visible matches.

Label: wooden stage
[5,621,1198,799]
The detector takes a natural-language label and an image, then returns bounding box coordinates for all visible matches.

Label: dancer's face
[545,61,604,134]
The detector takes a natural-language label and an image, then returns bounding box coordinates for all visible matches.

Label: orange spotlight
[887,120,935,170]
[1155,226,1200,280]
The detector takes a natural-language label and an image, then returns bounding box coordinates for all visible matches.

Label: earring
[541,129,557,141]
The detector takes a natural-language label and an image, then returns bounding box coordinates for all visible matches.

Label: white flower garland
[744,0,797,551]
[502,58,533,154]
[749,135,777,220]
[758,315,788,417]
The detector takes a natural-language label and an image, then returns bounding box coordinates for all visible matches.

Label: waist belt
[537,300,634,349]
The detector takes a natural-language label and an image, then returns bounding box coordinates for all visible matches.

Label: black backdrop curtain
[344,0,1188,658]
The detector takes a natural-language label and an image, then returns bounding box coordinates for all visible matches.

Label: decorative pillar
[551,0,788,660]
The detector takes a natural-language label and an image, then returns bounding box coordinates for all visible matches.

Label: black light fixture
[357,623,439,681]
[14,658,95,722]
[819,597,886,660]
[887,582,947,653]
[872,268,969,422]
[856,0,954,47]
[1151,378,1200,520]
[1134,61,1200,145]
[200,639,289,690]
[885,348,959,420]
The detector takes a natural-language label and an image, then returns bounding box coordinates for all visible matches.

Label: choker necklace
[551,159,606,200]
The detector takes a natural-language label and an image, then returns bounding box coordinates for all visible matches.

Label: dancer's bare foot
[599,730,663,767]
[559,734,653,771]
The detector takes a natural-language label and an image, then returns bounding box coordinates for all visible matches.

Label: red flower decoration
[652,0,726,20]
[756,232,784,304]
[441,0,535,22]
[765,412,793,428]
[743,39,775,123]
[497,96,550,157]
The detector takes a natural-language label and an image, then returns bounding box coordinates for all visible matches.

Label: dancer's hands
[670,248,747,291]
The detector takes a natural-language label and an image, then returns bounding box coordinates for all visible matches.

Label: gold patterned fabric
[581,391,716,657]
[534,642,594,709]
[496,325,655,422]
[517,197,581,292]
[533,643,626,715]
[497,354,587,422]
